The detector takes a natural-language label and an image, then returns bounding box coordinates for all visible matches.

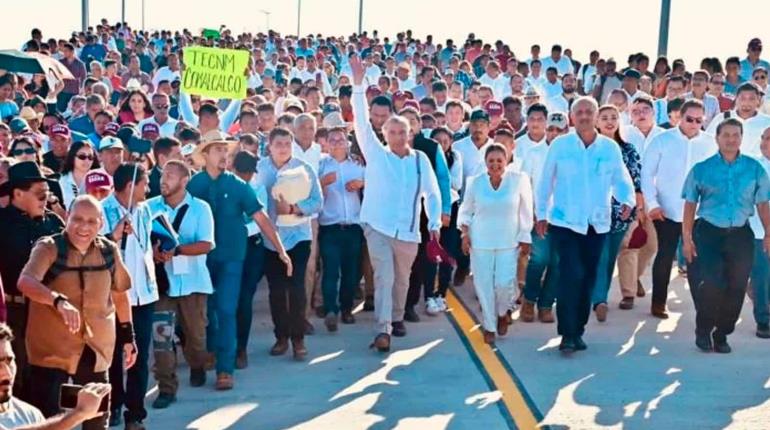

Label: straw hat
[191,130,238,166]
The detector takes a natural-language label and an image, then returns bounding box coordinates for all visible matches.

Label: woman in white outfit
[459,143,533,344]
[59,140,99,210]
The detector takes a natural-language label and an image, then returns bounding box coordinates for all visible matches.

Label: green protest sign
[202,28,221,40]
[182,46,248,99]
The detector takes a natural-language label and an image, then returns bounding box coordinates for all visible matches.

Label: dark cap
[469,109,490,123]
[749,38,763,49]
[623,69,641,80]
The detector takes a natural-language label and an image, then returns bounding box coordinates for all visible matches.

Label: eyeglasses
[30,190,51,202]
[76,153,95,161]
[11,148,36,156]
[684,115,704,125]
[711,81,725,86]
[755,75,768,81]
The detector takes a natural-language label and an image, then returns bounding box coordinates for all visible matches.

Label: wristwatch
[53,293,68,309]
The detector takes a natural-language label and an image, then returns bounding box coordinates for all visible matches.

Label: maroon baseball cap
[484,100,504,117]
[393,90,408,101]
[402,99,420,111]
[85,169,113,192]
[104,122,120,137]
[141,123,160,136]
[50,124,71,139]
[366,85,382,97]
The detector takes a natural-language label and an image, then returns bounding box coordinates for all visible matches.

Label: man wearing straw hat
[187,130,292,390]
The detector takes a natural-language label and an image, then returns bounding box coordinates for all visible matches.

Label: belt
[4,294,25,305]
[321,223,360,230]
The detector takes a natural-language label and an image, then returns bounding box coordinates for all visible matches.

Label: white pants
[471,248,518,333]
[364,225,419,334]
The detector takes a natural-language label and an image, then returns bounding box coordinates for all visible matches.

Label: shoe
[559,337,576,354]
[483,330,495,345]
[325,313,338,332]
[341,311,356,324]
[595,303,608,322]
[370,333,390,352]
[404,306,420,322]
[435,296,448,311]
[619,297,635,310]
[453,267,468,286]
[651,304,669,319]
[315,306,326,319]
[124,421,146,430]
[151,393,176,409]
[712,332,731,354]
[497,315,510,336]
[109,409,122,427]
[215,372,234,390]
[363,295,375,311]
[391,321,407,337]
[538,308,555,323]
[304,319,315,335]
[235,349,248,369]
[189,368,206,387]
[574,337,587,351]
[695,332,713,352]
[425,298,441,316]
[757,323,770,339]
[270,338,289,356]
[292,339,308,360]
[203,352,215,371]
[520,301,536,323]
[636,281,646,298]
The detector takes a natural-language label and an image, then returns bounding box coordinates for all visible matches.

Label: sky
[5,0,770,67]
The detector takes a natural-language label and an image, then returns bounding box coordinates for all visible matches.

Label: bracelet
[117,322,136,345]
[53,293,68,310]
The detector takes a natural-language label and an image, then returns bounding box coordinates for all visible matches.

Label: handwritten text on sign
[182,46,249,99]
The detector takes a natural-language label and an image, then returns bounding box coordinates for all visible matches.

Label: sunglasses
[31,190,51,202]
[755,75,768,81]
[684,115,704,125]
[11,148,36,156]
[153,104,170,110]
[76,153,95,161]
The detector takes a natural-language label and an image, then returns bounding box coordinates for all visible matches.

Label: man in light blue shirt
[739,38,770,82]
[682,118,770,353]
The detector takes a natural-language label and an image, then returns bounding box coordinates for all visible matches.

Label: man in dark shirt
[57,43,86,113]
[0,161,64,401]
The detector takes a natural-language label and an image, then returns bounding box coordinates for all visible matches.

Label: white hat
[99,136,125,151]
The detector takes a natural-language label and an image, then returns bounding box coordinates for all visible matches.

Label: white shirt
[541,80,563,99]
[514,132,546,161]
[137,115,179,139]
[0,398,45,428]
[59,172,85,211]
[291,67,333,95]
[101,195,159,306]
[478,73,508,100]
[641,127,718,222]
[318,155,365,225]
[706,110,770,158]
[292,141,323,173]
[146,193,215,297]
[536,132,635,234]
[396,77,417,91]
[458,170,533,249]
[545,95,574,117]
[520,141,551,211]
[621,124,664,156]
[364,65,382,86]
[453,135,495,190]
[750,155,770,238]
[685,92,720,128]
[152,66,180,89]
[541,56,574,76]
[352,85,442,242]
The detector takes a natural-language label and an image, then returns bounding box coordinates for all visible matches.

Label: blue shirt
[682,152,770,228]
[0,101,19,120]
[740,57,770,82]
[68,115,95,136]
[255,157,323,252]
[187,170,261,261]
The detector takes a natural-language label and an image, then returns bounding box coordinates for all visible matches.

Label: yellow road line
[446,289,543,430]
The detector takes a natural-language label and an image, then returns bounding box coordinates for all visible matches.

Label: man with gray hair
[535,97,635,354]
[350,55,441,352]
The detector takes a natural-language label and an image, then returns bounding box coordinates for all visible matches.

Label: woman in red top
[117,89,153,124]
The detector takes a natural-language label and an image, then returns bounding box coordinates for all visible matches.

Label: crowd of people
[0,18,770,430]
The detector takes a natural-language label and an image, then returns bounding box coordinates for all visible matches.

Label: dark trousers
[265,241,311,340]
[688,221,754,337]
[29,346,108,430]
[7,302,29,402]
[237,237,265,352]
[550,225,606,338]
[434,201,461,296]
[319,224,363,315]
[652,218,682,307]
[109,303,154,422]
[523,229,560,309]
[407,215,437,307]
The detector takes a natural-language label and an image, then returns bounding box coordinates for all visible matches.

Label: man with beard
[546,73,578,116]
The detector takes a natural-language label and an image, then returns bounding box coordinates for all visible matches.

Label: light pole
[657,0,671,57]
[259,9,271,31]
[358,0,363,34]
[296,0,301,37]
[82,0,89,32]
[142,0,146,30]
[121,0,125,24]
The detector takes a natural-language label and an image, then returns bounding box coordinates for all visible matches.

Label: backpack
[43,233,116,285]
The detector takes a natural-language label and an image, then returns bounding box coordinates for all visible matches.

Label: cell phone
[59,384,109,412]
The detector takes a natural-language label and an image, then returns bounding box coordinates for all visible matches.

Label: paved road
[144,267,770,429]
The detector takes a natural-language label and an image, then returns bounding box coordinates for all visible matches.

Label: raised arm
[220,99,243,132]
[178,91,200,127]
[350,54,385,162]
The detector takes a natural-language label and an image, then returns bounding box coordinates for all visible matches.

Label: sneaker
[435,296,448,312]
[757,323,770,339]
[425,298,441,316]
[215,372,234,390]
[404,306,420,322]
[235,349,248,369]
[325,313,338,332]
[189,368,206,387]
[151,393,176,409]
